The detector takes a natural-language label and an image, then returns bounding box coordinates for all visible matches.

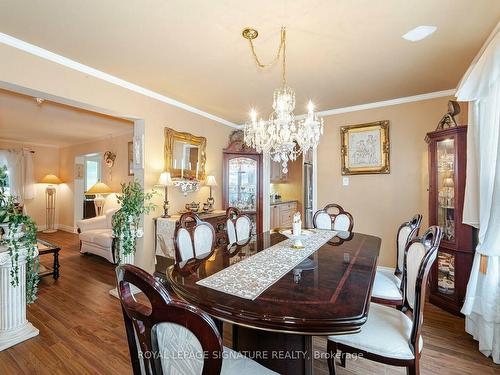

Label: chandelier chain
[248,27,287,86]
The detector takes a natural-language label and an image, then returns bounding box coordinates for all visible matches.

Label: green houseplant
[112,180,156,264]
[0,165,39,304]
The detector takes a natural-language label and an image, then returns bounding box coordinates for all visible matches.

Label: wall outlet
[342,176,349,186]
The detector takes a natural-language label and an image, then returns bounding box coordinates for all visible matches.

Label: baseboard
[37,224,78,234]
[57,224,78,234]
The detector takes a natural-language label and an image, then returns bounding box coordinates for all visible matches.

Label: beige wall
[317,97,467,267]
[0,44,233,272]
[0,43,466,273]
[58,132,134,228]
[0,139,60,227]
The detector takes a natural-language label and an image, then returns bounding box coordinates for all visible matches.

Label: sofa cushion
[80,229,113,248]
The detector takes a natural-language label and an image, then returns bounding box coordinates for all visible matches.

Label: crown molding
[0,138,60,149]
[0,32,239,129]
[315,89,456,118]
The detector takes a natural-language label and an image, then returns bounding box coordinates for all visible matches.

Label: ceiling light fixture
[402,25,437,42]
[242,26,323,173]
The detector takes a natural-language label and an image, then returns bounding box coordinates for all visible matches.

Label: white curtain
[0,148,36,205]
[456,24,500,364]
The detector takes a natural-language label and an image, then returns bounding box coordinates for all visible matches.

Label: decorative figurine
[436,100,461,130]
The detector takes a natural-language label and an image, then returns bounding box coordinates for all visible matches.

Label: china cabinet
[426,125,475,315]
[223,139,263,234]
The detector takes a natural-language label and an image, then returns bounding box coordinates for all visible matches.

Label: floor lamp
[85,181,113,216]
[40,174,62,233]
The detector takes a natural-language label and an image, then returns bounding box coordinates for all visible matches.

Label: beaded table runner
[196,229,336,300]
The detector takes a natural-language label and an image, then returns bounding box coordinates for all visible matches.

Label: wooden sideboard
[270,200,297,229]
[154,210,227,259]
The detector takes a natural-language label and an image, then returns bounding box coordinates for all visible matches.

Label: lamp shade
[205,175,217,186]
[85,181,113,195]
[40,174,62,184]
[158,171,174,186]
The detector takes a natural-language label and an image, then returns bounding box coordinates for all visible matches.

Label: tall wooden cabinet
[223,140,263,234]
[426,126,475,315]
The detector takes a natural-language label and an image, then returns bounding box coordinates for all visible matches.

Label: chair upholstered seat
[221,347,277,374]
[372,266,402,301]
[329,303,423,360]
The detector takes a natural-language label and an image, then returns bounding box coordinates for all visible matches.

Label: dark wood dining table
[166,230,381,375]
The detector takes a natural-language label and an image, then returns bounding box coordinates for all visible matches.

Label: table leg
[53,251,60,280]
[234,326,313,375]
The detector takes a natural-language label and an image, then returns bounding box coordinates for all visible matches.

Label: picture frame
[128,141,134,176]
[75,163,84,179]
[340,120,390,175]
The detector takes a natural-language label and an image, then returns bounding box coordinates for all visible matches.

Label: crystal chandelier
[243,27,323,173]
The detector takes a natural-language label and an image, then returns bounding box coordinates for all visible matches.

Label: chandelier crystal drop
[242,26,324,173]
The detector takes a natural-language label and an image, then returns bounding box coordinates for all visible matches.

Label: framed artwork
[133,134,144,170]
[340,120,390,175]
[75,163,84,179]
[128,141,134,176]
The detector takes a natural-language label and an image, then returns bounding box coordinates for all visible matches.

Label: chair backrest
[313,204,354,232]
[105,208,120,228]
[116,264,223,375]
[395,214,422,275]
[226,207,252,245]
[401,226,442,354]
[174,212,215,263]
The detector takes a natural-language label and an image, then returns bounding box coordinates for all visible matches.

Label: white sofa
[77,208,119,263]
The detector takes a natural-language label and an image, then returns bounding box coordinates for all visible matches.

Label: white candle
[189,162,192,170]
[174,159,177,169]
[196,162,199,179]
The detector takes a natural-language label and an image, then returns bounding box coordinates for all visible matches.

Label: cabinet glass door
[228,157,257,211]
[436,138,455,242]
[437,251,455,296]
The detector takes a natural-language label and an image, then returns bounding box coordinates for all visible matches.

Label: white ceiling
[0,0,498,124]
[0,89,133,147]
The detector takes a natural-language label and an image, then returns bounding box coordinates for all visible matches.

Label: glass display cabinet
[223,137,263,234]
[426,125,474,315]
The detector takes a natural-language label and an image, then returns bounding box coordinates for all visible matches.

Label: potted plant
[112,180,156,264]
[0,165,39,304]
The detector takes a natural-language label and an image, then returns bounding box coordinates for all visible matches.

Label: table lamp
[205,175,217,208]
[157,172,174,218]
[85,181,112,216]
[40,174,62,233]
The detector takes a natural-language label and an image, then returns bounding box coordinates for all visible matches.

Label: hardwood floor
[0,230,498,374]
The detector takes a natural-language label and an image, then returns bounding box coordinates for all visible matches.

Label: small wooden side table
[37,239,61,280]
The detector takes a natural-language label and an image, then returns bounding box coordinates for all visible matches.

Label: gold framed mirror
[164,127,207,180]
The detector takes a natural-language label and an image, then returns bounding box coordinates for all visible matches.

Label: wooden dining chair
[226,207,252,245]
[371,214,422,306]
[174,212,215,263]
[115,264,277,375]
[327,226,443,375]
[313,204,354,232]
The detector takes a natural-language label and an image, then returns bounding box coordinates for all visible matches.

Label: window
[0,164,10,197]
[84,154,101,191]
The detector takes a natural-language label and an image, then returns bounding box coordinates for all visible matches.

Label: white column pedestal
[0,245,39,351]
[109,251,140,298]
